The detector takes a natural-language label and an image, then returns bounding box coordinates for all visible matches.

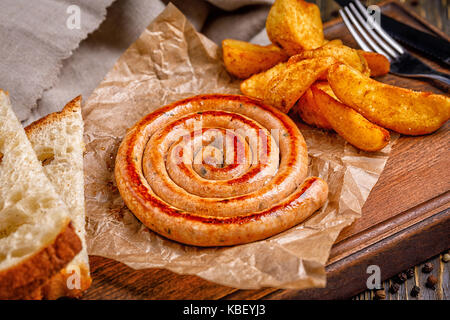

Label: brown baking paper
[82,3,398,290]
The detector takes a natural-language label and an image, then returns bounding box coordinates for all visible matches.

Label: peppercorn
[442,253,450,263]
[395,272,407,284]
[426,275,438,289]
[389,283,400,294]
[374,289,386,300]
[405,268,414,279]
[410,285,420,297]
[422,262,433,273]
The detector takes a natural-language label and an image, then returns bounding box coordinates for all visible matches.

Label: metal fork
[339,0,450,87]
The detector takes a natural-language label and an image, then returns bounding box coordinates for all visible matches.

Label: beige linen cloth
[33,0,273,124]
[0,0,273,124]
[0,0,116,122]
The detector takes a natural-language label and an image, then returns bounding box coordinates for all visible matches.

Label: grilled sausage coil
[115,94,328,246]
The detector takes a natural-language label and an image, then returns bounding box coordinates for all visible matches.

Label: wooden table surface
[353,252,449,300]
[81,0,450,300]
[317,0,450,300]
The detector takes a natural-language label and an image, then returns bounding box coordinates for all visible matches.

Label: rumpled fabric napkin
[24,0,274,124]
[0,0,115,122]
[0,0,274,124]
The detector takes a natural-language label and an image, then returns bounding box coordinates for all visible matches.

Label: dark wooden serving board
[82,0,450,300]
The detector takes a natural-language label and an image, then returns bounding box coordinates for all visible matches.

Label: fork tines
[339,0,404,61]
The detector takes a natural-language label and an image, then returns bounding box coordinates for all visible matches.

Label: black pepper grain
[410,285,420,297]
[373,289,386,300]
[405,268,414,279]
[389,283,400,294]
[426,275,438,290]
[422,262,433,273]
[395,272,407,284]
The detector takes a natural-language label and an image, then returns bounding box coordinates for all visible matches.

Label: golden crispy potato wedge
[264,57,336,113]
[266,0,324,55]
[322,39,343,47]
[328,64,450,135]
[311,84,390,151]
[358,51,390,77]
[294,87,333,130]
[288,45,370,77]
[313,81,337,99]
[240,62,287,100]
[295,80,390,151]
[222,39,289,79]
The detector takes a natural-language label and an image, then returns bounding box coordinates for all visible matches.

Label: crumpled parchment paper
[82,3,398,290]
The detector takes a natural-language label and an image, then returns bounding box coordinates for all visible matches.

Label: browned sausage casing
[115,94,328,246]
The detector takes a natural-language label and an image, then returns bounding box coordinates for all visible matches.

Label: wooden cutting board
[82,0,450,300]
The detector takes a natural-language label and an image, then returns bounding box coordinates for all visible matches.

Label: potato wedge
[240,62,288,100]
[288,45,370,77]
[313,81,337,99]
[358,51,390,77]
[222,39,289,79]
[322,39,343,47]
[311,84,390,151]
[294,87,333,130]
[264,57,337,113]
[266,0,324,55]
[328,64,450,135]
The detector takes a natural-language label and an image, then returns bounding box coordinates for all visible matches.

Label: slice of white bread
[25,96,91,299]
[0,90,81,299]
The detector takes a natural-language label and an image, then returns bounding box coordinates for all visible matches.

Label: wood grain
[81,1,450,300]
[354,253,450,300]
[83,256,235,300]
[261,202,450,299]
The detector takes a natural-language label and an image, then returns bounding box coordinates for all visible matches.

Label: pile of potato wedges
[222,0,450,152]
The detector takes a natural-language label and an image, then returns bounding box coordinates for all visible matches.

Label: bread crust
[24,95,92,299]
[24,96,81,135]
[0,222,82,300]
[38,263,92,299]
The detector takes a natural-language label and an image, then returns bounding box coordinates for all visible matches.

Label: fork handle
[401,71,450,88]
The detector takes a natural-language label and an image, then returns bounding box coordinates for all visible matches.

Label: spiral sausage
[115,94,328,246]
